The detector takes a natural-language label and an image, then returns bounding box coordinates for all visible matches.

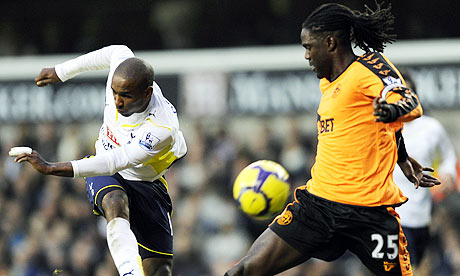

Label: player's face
[111,75,151,117]
[301,28,331,80]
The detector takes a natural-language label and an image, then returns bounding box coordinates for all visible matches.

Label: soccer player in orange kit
[225,2,440,276]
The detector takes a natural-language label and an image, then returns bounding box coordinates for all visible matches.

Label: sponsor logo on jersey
[317,114,334,134]
[383,261,397,271]
[106,125,120,146]
[139,132,160,152]
[277,210,293,226]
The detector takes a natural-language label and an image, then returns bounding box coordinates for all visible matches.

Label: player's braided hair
[302,1,396,52]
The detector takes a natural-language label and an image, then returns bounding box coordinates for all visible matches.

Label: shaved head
[111,57,155,116]
[114,57,154,90]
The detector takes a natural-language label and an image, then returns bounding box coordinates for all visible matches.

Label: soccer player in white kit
[394,71,458,270]
[13,45,187,276]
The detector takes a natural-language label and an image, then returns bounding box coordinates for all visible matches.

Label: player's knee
[102,190,129,221]
[152,262,171,276]
[144,259,172,276]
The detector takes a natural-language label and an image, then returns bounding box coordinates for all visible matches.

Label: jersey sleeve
[385,87,422,123]
[71,124,177,178]
[55,45,134,82]
[357,52,422,123]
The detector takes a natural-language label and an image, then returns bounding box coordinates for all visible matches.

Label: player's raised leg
[103,189,146,276]
[225,228,309,276]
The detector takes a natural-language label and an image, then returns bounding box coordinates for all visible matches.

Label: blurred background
[0,0,459,275]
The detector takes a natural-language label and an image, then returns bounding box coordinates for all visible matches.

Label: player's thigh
[232,228,308,276]
[102,189,130,221]
[142,257,172,276]
[85,174,127,218]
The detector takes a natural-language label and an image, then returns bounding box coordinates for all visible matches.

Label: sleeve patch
[139,132,160,152]
[382,76,402,86]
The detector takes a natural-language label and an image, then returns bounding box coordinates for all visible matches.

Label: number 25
[371,234,398,260]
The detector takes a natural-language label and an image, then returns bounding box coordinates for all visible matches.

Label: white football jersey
[56,45,187,181]
[394,115,457,227]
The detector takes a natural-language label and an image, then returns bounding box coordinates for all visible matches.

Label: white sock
[106,218,144,276]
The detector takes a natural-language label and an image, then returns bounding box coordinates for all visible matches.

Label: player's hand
[35,67,61,87]
[14,150,52,175]
[373,96,394,123]
[398,157,441,189]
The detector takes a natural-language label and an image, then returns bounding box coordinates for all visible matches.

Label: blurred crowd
[0,115,459,276]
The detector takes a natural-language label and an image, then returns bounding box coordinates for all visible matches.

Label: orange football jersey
[306,52,422,207]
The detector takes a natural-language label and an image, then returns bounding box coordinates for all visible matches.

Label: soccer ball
[233,160,290,220]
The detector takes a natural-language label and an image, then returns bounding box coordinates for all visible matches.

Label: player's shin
[107,217,145,276]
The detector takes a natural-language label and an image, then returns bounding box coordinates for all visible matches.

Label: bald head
[114,57,154,91]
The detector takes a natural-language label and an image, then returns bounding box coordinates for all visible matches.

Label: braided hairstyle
[302,1,396,53]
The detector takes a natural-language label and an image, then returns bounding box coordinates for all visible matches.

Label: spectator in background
[394,70,458,272]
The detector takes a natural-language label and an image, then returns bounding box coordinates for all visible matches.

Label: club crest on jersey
[382,76,402,86]
[332,84,341,98]
[139,132,159,152]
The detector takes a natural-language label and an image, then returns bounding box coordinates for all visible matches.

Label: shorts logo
[277,210,293,225]
[383,261,397,271]
[89,182,95,196]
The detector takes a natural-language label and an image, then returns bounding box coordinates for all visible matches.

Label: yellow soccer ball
[233,160,290,220]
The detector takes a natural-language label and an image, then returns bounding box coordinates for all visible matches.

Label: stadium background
[0,0,459,275]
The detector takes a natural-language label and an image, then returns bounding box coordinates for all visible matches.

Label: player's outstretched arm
[35,67,62,87]
[13,150,74,177]
[47,45,134,83]
[395,130,441,188]
[398,157,441,189]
